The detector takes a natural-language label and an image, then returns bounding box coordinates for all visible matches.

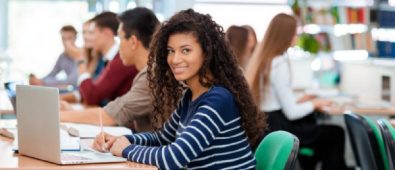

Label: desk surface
[0,136,156,169]
[323,106,395,116]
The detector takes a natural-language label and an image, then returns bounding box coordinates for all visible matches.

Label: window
[8,1,92,80]
[193,1,291,40]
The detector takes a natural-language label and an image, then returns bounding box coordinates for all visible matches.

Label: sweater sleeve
[124,109,181,146]
[42,54,63,85]
[79,55,138,105]
[121,93,231,169]
[271,61,314,120]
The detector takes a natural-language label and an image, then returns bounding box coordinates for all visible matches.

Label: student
[81,20,103,79]
[243,25,258,62]
[61,7,160,132]
[29,25,82,87]
[61,12,138,106]
[226,25,249,68]
[245,13,348,170]
[93,9,265,169]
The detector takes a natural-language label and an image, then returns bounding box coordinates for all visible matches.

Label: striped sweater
[122,86,256,169]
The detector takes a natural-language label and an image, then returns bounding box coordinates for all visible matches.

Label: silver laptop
[16,85,127,164]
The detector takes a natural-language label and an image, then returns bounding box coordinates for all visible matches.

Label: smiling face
[167,32,205,85]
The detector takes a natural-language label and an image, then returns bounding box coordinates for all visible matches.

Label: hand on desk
[28,74,43,85]
[60,100,72,111]
[93,132,131,157]
[312,98,333,111]
[298,94,317,103]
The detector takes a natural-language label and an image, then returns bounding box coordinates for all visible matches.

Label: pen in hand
[98,108,107,152]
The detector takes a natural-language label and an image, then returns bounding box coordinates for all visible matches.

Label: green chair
[255,130,299,170]
[363,116,391,170]
[377,119,395,170]
[344,112,386,170]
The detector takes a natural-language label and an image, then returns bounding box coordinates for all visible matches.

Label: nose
[170,51,182,65]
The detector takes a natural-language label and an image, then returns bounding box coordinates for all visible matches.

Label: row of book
[300,6,369,25]
[298,32,375,53]
[379,10,395,28]
[377,41,395,57]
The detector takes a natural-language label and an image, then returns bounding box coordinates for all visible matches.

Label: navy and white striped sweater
[122,86,256,169]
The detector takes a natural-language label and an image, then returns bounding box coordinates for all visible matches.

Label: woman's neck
[187,78,210,101]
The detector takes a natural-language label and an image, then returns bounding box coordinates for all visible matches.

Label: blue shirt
[122,86,256,169]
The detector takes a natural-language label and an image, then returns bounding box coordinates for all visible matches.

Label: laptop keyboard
[61,153,92,161]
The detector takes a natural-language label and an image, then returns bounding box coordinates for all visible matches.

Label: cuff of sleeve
[73,91,82,102]
[78,73,91,86]
[122,144,136,158]
[124,135,135,143]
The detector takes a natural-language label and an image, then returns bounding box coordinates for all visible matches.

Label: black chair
[377,119,395,170]
[344,112,384,170]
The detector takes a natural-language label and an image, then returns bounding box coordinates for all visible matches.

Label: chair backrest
[377,119,395,170]
[255,130,299,170]
[344,112,384,170]
[363,116,390,170]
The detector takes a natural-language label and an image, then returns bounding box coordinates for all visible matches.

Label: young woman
[226,25,249,68]
[93,9,265,169]
[245,13,348,170]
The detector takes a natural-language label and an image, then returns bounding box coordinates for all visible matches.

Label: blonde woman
[245,13,349,170]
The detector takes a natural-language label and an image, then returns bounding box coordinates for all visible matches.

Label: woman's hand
[312,98,332,111]
[92,132,117,152]
[297,94,317,103]
[109,136,131,157]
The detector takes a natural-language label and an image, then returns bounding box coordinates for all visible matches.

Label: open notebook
[60,123,132,138]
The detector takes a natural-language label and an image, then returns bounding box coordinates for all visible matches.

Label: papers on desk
[12,129,80,151]
[61,122,132,138]
[0,119,17,139]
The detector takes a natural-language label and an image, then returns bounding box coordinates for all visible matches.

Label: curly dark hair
[147,9,266,147]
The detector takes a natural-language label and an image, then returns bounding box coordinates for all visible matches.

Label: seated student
[61,7,160,132]
[92,9,266,169]
[245,13,348,170]
[243,25,258,63]
[81,20,104,79]
[29,25,82,87]
[61,12,138,106]
[226,25,249,68]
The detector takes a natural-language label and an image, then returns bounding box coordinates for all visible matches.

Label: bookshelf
[292,0,376,59]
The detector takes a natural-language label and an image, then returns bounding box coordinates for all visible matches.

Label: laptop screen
[4,81,21,111]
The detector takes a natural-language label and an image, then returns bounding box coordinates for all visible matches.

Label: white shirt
[261,53,314,120]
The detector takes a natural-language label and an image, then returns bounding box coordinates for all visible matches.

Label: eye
[182,48,190,54]
[167,48,174,55]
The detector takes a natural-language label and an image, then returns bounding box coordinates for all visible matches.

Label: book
[60,123,132,138]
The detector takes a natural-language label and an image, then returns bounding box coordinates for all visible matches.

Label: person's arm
[60,107,116,126]
[92,107,182,152]
[120,103,226,169]
[41,54,64,85]
[79,55,138,105]
[297,94,317,103]
[103,71,151,126]
[272,62,314,120]
[60,92,78,103]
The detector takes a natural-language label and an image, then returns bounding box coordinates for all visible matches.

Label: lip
[172,66,187,74]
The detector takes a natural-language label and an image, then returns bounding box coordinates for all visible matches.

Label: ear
[129,35,139,49]
[103,27,115,37]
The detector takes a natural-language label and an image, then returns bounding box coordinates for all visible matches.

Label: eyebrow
[168,44,192,49]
